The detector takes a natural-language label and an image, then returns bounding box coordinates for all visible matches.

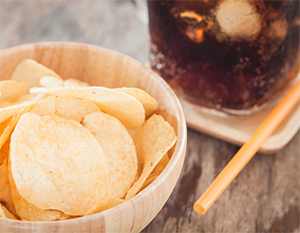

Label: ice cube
[177,11,211,43]
[215,0,261,41]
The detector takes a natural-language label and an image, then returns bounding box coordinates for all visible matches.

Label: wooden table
[1,1,299,232]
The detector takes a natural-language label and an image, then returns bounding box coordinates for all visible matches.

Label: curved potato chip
[148,153,170,180]
[0,80,28,102]
[0,118,11,140]
[0,95,36,110]
[0,140,9,166]
[84,197,125,216]
[9,113,110,215]
[0,104,35,150]
[10,59,61,90]
[140,176,158,192]
[0,94,41,124]
[40,76,64,88]
[82,112,137,198]
[0,160,17,217]
[30,95,56,116]
[8,170,70,221]
[0,101,13,109]
[30,87,145,128]
[64,79,90,87]
[140,154,170,191]
[55,97,100,122]
[125,114,177,199]
[31,96,100,122]
[0,203,17,220]
[0,102,30,124]
[115,87,158,117]
[15,94,37,104]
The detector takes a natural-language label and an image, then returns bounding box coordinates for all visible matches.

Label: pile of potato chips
[0,59,177,221]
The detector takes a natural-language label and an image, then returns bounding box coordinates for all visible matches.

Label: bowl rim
[0,42,187,226]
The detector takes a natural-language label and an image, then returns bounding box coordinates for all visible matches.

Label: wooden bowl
[0,42,187,233]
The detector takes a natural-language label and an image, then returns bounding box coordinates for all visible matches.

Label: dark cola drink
[148,0,300,114]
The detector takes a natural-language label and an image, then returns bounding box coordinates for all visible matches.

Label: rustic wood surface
[0,1,299,232]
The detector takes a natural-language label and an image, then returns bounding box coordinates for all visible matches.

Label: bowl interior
[0,42,187,233]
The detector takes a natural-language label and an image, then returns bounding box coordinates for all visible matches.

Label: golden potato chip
[125,114,177,199]
[0,104,35,151]
[140,154,170,191]
[148,153,170,180]
[0,160,11,205]
[15,94,37,104]
[31,96,100,122]
[40,76,64,88]
[0,117,11,138]
[0,203,17,220]
[30,87,145,128]
[64,79,90,87]
[10,59,61,90]
[8,170,70,221]
[0,101,13,109]
[82,112,137,198]
[115,87,158,117]
[55,97,100,122]
[140,176,158,191]
[9,113,110,215]
[0,94,41,124]
[84,197,125,216]
[0,139,9,166]
[0,94,36,110]
[0,160,17,217]
[126,127,141,139]
[0,80,28,102]
[30,95,56,116]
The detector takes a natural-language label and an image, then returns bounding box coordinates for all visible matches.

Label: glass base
[173,71,300,118]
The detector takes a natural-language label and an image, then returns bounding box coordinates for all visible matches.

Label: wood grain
[0,1,299,232]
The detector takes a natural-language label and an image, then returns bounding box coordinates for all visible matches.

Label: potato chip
[125,114,177,199]
[64,79,90,87]
[140,154,170,191]
[126,127,141,139]
[0,94,36,110]
[0,101,13,109]
[0,94,41,124]
[30,87,145,129]
[55,97,100,122]
[10,59,61,90]
[15,94,37,104]
[8,170,70,221]
[0,80,28,102]
[0,118,11,139]
[9,113,110,215]
[140,176,158,191]
[40,76,64,88]
[82,112,137,198]
[148,153,170,180]
[84,197,125,216]
[0,203,17,220]
[0,160,17,217]
[115,87,158,117]
[31,96,100,122]
[0,139,9,166]
[0,104,35,151]
[30,95,56,116]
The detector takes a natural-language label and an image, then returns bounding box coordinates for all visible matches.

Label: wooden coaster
[181,96,300,154]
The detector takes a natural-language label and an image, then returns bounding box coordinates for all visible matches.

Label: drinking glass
[143,0,300,115]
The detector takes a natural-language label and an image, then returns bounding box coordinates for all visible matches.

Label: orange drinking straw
[194,79,300,215]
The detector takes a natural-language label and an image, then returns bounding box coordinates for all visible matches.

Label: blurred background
[0,1,149,62]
